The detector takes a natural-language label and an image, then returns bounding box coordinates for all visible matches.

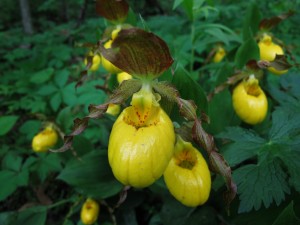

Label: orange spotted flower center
[175,149,197,170]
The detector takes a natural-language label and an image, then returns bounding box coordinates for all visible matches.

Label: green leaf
[269,109,300,142]
[30,68,54,84]
[272,201,300,225]
[19,120,41,139]
[182,0,194,21]
[0,211,16,225]
[50,92,62,111]
[54,69,69,88]
[217,126,266,166]
[0,115,19,136]
[278,151,300,193]
[2,153,22,172]
[233,157,290,213]
[160,196,195,225]
[242,3,262,40]
[172,65,208,114]
[62,83,78,106]
[13,206,47,225]
[58,151,123,199]
[35,154,62,182]
[184,207,219,225]
[173,0,185,9]
[36,84,57,96]
[208,89,239,134]
[0,170,18,201]
[57,107,74,132]
[234,38,259,69]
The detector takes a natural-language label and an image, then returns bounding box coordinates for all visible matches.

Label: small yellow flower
[164,137,211,207]
[258,34,287,75]
[212,46,226,63]
[232,75,268,125]
[80,198,100,225]
[32,126,58,152]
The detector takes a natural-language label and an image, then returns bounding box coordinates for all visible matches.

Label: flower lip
[175,149,197,170]
[243,75,262,97]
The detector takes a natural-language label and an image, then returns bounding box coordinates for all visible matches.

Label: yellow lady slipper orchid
[258,34,288,75]
[84,52,101,72]
[117,72,132,84]
[232,75,268,125]
[164,137,211,207]
[80,198,100,225]
[212,46,226,63]
[108,84,175,188]
[32,126,58,152]
[101,40,122,74]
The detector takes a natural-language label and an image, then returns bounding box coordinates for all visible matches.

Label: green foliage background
[1,0,300,224]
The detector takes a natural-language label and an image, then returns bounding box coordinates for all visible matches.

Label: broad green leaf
[0,211,16,225]
[2,153,22,172]
[160,196,195,225]
[182,0,194,21]
[184,207,218,225]
[173,0,185,9]
[35,154,62,182]
[30,68,54,84]
[222,142,262,167]
[57,106,74,132]
[15,169,29,186]
[272,201,300,225]
[0,115,19,136]
[54,69,69,88]
[19,120,41,139]
[242,3,262,40]
[0,171,18,201]
[50,92,62,112]
[234,38,259,69]
[269,109,300,142]
[36,84,57,96]
[13,206,47,225]
[217,126,266,143]
[72,136,94,157]
[208,90,239,134]
[195,23,241,44]
[62,83,78,106]
[278,151,300,192]
[172,65,208,114]
[58,151,123,199]
[233,157,290,213]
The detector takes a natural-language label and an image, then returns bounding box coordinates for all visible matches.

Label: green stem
[48,199,72,209]
[62,197,83,225]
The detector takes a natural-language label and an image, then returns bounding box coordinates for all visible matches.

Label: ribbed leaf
[100,28,173,79]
